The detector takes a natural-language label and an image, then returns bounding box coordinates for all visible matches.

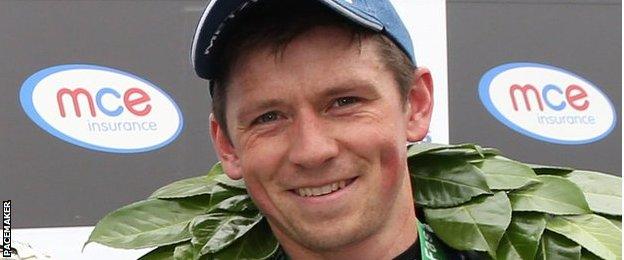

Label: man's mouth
[294,177,356,197]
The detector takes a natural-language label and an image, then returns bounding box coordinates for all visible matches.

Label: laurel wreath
[85,143,622,260]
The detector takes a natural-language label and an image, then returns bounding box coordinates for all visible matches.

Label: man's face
[211,26,432,252]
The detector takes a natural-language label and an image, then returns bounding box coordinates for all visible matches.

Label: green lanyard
[417,218,447,260]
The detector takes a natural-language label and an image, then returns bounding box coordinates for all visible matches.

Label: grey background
[1,1,217,228]
[447,0,621,174]
[0,0,620,228]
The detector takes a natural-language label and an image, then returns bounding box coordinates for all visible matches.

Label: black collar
[273,236,424,260]
[393,237,421,260]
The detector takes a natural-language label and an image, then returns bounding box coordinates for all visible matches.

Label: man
[192,0,437,259]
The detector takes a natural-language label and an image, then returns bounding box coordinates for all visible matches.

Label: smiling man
[192,0,435,259]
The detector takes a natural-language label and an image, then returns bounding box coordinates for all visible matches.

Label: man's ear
[210,113,243,180]
[405,67,434,142]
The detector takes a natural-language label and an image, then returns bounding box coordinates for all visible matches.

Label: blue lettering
[542,84,566,111]
[96,88,123,116]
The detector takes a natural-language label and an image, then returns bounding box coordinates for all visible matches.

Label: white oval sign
[20,64,183,153]
[478,62,616,145]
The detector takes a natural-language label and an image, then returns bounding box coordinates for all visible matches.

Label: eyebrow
[318,80,378,99]
[236,98,285,124]
[235,79,380,122]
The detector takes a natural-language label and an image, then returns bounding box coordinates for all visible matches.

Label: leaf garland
[564,170,622,216]
[190,211,263,255]
[528,164,575,176]
[536,231,582,260]
[138,243,177,260]
[508,175,591,215]
[546,214,621,260]
[478,158,541,190]
[409,154,492,207]
[85,196,214,249]
[497,213,547,260]
[150,163,224,199]
[424,192,512,258]
[210,219,279,260]
[86,143,621,260]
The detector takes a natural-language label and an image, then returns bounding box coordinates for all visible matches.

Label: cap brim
[191,0,250,79]
[191,0,384,80]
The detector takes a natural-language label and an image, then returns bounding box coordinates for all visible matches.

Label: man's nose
[287,112,339,169]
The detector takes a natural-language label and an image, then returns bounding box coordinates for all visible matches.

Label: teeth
[296,180,349,197]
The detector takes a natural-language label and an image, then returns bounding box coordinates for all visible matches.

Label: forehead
[226,26,390,102]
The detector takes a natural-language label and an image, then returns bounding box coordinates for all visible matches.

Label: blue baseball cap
[191,0,415,80]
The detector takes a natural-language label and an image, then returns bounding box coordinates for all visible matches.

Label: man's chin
[276,210,383,252]
[292,222,373,251]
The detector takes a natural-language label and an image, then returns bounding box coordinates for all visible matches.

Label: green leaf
[210,193,256,213]
[527,163,574,175]
[407,142,450,157]
[564,170,622,216]
[138,244,176,260]
[86,196,212,249]
[150,175,219,199]
[189,211,263,255]
[210,219,279,260]
[509,175,591,215]
[410,155,492,207]
[609,219,622,229]
[173,242,199,260]
[602,215,622,229]
[497,213,547,260]
[468,154,507,165]
[481,147,502,155]
[479,158,540,190]
[581,249,603,260]
[546,214,622,260]
[425,192,512,258]
[150,164,226,199]
[497,235,523,260]
[408,143,485,158]
[215,174,247,190]
[536,231,581,260]
[206,184,255,213]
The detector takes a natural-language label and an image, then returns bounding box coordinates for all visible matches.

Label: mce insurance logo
[479,62,616,145]
[20,64,183,153]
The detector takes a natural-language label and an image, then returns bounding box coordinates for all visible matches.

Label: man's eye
[333,96,359,107]
[252,111,280,125]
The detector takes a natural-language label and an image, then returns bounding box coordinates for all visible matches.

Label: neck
[276,173,418,260]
